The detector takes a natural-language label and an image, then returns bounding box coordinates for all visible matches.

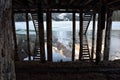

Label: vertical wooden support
[47,10,52,62]
[12,12,19,61]
[103,9,113,61]
[79,12,83,61]
[91,13,96,60]
[72,12,76,61]
[96,0,106,64]
[26,13,31,61]
[37,1,45,62]
[0,0,16,79]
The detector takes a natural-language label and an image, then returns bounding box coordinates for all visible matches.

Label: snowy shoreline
[15,21,120,31]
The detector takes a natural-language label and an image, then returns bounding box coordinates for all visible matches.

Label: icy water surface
[15,21,120,61]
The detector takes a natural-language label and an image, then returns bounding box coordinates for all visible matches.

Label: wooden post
[47,10,52,62]
[103,9,113,61]
[79,12,83,61]
[72,12,76,61]
[96,0,106,64]
[91,13,96,60]
[12,12,19,61]
[37,1,45,62]
[0,0,16,79]
[26,13,31,61]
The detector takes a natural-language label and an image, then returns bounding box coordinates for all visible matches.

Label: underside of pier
[1,0,120,80]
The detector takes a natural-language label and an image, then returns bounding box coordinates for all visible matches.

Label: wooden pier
[1,0,120,80]
[12,0,117,63]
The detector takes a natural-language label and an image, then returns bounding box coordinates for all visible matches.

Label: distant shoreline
[15,21,120,31]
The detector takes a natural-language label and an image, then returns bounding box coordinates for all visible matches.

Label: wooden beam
[103,9,113,61]
[15,62,120,75]
[69,0,74,4]
[79,12,83,61]
[12,12,19,61]
[109,5,120,10]
[14,9,97,15]
[91,13,96,61]
[84,14,92,34]
[56,0,59,4]
[96,0,106,64]
[43,0,48,5]
[26,13,31,61]
[107,0,120,5]
[14,9,95,13]
[72,12,76,61]
[37,1,45,62]
[14,2,98,10]
[47,10,52,62]
[84,0,93,6]
[106,0,120,10]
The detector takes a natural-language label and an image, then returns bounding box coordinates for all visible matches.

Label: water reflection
[53,31,72,47]
[110,30,120,60]
[16,29,120,62]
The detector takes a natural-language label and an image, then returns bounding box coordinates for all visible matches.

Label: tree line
[15,10,120,22]
[112,10,120,21]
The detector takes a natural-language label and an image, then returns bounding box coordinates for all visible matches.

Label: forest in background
[112,10,120,21]
[15,10,120,22]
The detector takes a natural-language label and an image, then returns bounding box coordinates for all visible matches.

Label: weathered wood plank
[47,10,52,62]
[12,12,19,61]
[107,0,120,5]
[79,12,83,61]
[15,62,120,74]
[103,9,113,61]
[96,0,106,64]
[91,13,96,60]
[37,1,45,62]
[72,12,76,61]
[26,13,31,61]
[0,0,16,80]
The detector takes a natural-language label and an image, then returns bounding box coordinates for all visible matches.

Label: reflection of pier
[30,13,92,62]
[79,13,92,61]
[81,35,90,61]
[17,13,93,61]
[31,14,73,60]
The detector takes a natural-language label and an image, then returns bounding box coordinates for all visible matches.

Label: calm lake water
[15,21,120,61]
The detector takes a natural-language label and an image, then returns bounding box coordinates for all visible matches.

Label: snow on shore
[15,21,120,31]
